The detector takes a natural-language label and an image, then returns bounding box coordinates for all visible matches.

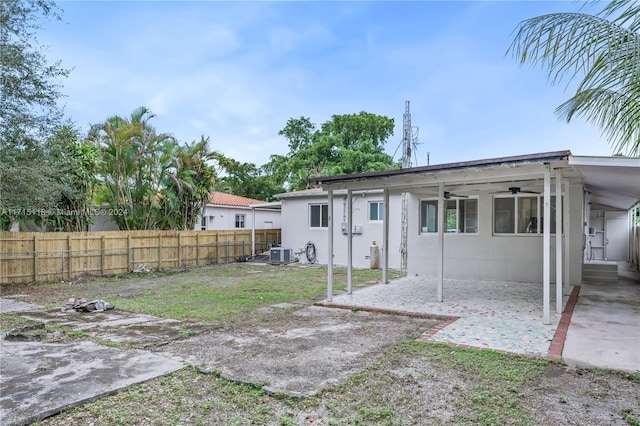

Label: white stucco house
[198,192,281,231]
[277,150,640,324]
[275,188,403,269]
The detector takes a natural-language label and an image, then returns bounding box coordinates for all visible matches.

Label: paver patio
[323,276,564,357]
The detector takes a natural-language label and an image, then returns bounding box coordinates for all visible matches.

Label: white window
[309,204,328,228]
[235,214,245,229]
[200,215,207,230]
[420,200,438,233]
[422,198,478,234]
[369,201,384,221]
[449,198,478,233]
[493,195,561,234]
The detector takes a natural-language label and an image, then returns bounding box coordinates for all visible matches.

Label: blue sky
[42,1,612,168]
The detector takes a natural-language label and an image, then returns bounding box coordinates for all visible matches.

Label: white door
[605,211,628,261]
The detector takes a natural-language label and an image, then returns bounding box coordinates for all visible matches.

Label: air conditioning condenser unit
[270,247,293,264]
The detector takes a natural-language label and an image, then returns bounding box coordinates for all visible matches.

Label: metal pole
[383,189,390,284]
[543,164,551,324]
[327,188,334,302]
[437,183,444,302]
[347,189,353,294]
[555,170,563,314]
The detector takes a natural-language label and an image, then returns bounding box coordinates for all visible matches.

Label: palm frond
[556,87,640,155]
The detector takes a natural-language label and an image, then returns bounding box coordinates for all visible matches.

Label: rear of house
[280,151,639,292]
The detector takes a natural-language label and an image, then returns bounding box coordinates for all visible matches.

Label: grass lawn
[1,263,638,426]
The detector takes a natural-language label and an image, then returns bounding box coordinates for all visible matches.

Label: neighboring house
[88,193,282,233]
[280,150,639,324]
[198,192,281,231]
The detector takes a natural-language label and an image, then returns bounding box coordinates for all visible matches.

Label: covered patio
[309,151,640,330]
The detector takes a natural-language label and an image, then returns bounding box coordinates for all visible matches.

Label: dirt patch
[522,364,640,425]
[154,306,440,397]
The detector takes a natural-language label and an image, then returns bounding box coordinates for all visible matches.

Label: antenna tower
[402,101,412,168]
[399,100,415,276]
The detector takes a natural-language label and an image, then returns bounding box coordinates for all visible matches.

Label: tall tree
[159,137,217,230]
[45,125,100,231]
[265,112,396,191]
[216,154,284,202]
[0,0,71,229]
[508,0,640,155]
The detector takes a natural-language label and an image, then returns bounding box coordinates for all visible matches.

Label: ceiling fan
[494,186,540,195]
[444,191,468,199]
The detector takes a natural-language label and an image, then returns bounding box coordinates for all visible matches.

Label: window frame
[420,199,439,233]
[200,215,207,231]
[235,213,246,229]
[309,203,329,229]
[420,197,478,235]
[369,201,384,222]
[493,194,562,235]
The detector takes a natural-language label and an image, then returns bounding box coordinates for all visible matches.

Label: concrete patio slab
[0,298,42,313]
[562,279,640,373]
[13,309,218,348]
[0,340,184,426]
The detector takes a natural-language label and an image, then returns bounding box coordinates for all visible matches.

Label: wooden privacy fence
[0,229,281,284]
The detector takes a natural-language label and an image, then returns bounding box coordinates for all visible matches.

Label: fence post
[196,234,200,266]
[100,235,105,275]
[67,235,72,281]
[127,234,132,271]
[33,235,38,282]
[178,233,182,267]
[61,250,64,281]
[158,234,162,269]
[215,233,219,264]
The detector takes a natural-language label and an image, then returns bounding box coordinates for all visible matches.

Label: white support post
[563,179,571,294]
[383,189,390,284]
[437,183,444,302]
[347,189,353,294]
[251,208,256,256]
[543,165,551,324]
[555,170,563,314]
[327,189,334,302]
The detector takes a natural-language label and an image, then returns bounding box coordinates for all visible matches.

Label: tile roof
[208,192,265,207]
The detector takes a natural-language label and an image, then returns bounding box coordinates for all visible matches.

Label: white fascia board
[249,201,282,209]
[322,163,553,192]
[275,188,384,199]
[569,155,640,168]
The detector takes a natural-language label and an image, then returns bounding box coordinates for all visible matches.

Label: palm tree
[508,0,640,155]
[89,107,177,230]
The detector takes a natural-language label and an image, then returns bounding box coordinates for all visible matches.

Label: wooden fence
[0,229,281,284]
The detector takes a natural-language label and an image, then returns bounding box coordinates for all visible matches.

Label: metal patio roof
[307,150,640,211]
